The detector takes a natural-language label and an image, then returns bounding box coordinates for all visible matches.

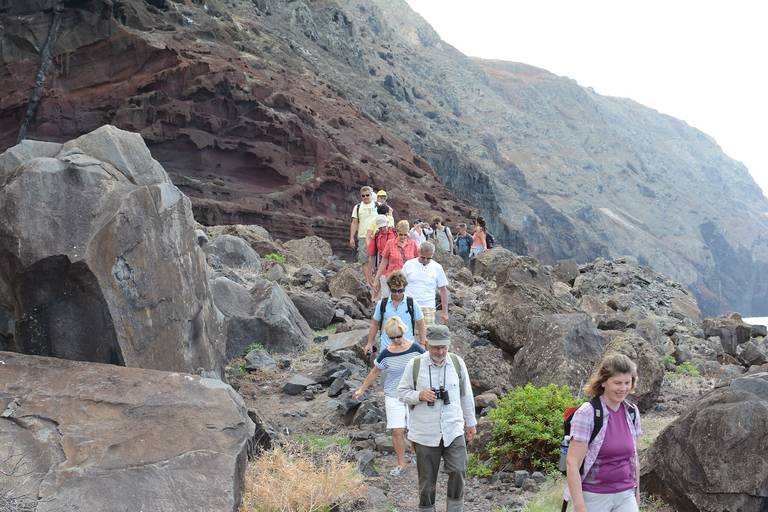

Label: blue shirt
[373,295,424,350]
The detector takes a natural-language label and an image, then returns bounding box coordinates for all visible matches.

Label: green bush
[662,355,676,366]
[265,253,286,262]
[674,361,700,377]
[467,453,493,478]
[486,383,582,473]
[244,342,266,356]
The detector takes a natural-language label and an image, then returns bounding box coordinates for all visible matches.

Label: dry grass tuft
[239,443,367,512]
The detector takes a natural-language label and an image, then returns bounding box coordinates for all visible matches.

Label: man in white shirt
[398,324,476,512]
[401,242,448,325]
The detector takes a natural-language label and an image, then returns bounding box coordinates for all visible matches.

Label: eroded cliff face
[1,0,767,315]
[0,0,474,258]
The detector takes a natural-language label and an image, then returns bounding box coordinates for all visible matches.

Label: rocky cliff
[1,0,766,316]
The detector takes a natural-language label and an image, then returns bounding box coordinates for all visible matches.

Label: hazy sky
[404,0,768,199]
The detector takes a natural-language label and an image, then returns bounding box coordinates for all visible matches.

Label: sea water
[744,317,768,326]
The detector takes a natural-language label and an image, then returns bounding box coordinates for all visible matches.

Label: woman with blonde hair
[564,353,642,512]
[353,317,425,476]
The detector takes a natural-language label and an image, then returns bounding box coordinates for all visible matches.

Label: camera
[427,386,450,406]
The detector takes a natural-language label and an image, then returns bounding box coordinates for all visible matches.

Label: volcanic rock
[0,126,225,374]
[0,351,254,512]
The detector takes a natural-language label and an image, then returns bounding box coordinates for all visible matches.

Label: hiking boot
[389,466,406,476]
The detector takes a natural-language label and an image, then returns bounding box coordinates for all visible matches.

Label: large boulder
[211,277,313,358]
[203,234,262,271]
[287,290,336,330]
[641,372,768,512]
[0,351,254,512]
[328,266,372,309]
[469,247,519,281]
[480,277,577,356]
[509,313,604,392]
[0,127,225,374]
[702,316,753,357]
[600,330,664,412]
[283,236,332,268]
[464,344,513,395]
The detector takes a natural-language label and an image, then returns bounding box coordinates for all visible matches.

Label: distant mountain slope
[1,0,766,316]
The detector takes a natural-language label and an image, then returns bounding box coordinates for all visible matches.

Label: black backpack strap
[406,296,415,334]
[588,396,603,444]
[378,297,388,332]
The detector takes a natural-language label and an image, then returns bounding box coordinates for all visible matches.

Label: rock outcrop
[641,372,768,512]
[0,351,255,512]
[0,126,225,374]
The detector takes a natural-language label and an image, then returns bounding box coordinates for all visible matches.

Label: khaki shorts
[421,307,436,325]
[357,238,370,263]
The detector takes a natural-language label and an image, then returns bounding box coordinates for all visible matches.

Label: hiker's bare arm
[352,367,382,401]
[365,319,380,354]
[349,218,359,247]
[566,440,589,512]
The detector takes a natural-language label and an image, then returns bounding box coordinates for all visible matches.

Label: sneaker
[410,453,417,465]
[390,466,406,476]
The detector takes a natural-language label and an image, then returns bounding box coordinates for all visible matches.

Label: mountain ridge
[0,0,766,316]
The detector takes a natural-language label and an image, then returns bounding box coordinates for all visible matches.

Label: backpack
[560,397,637,511]
[485,231,494,249]
[409,353,465,410]
[353,200,380,218]
[378,296,415,335]
[372,228,395,271]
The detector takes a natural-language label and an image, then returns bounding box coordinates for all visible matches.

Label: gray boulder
[245,349,277,370]
[203,234,262,271]
[329,266,372,308]
[702,316,752,356]
[0,126,225,374]
[600,330,664,412]
[552,258,580,285]
[510,313,604,393]
[0,351,254,512]
[464,344,512,395]
[283,375,317,396]
[641,372,768,512]
[283,236,332,268]
[470,248,520,282]
[288,291,336,330]
[211,277,313,358]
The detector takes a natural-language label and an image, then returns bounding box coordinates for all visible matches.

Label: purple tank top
[582,402,636,494]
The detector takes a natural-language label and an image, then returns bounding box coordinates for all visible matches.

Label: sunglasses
[419,255,433,260]
[390,288,405,294]
[390,335,404,340]
[397,233,408,237]
[379,196,387,199]
[361,193,371,197]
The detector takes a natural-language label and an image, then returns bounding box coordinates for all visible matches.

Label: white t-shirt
[434,226,452,251]
[401,258,448,309]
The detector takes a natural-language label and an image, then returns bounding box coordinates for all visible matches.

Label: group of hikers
[345,186,643,512]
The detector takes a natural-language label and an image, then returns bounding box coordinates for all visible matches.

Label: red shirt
[380,238,418,276]
[366,227,397,257]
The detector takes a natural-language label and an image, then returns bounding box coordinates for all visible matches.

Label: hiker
[454,223,474,264]
[372,220,419,294]
[365,271,427,354]
[365,203,394,246]
[432,216,453,254]
[349,186,379,263]
[376,189,395,219]
[563,353,642,512]
[353,317,425,476]
[409,219,432,246]
[397,324,476,512]
[401,242,449,325]
[470,216,488,257]
[364,214,397,299]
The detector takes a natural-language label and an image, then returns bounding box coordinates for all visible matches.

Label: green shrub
[265,253,286,262]
[467,453,493,478]
[674,361,700,377]
[486,383,583,473]
[662,355,676,366]
[244,342,266,356]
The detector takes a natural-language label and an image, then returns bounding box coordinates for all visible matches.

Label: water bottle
[558,435,570,473]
